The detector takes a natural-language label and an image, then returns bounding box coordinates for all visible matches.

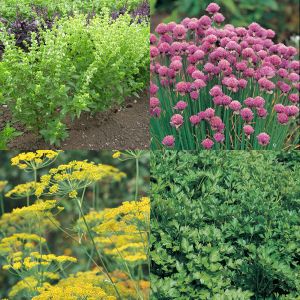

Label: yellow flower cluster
[33,269,149,300]
[35,160,126,198]
[81,197,150,262]
[8,273,59,298]
[11,200,62,215]
[2,248,77,272]
[0,200,60,235]
[112,151,121,159]
[0,180,8,192]
[5,181,40,198]
[0,233,46,259]
[11,150,61,170]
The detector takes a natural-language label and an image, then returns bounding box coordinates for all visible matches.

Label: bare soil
[0,92,149,150]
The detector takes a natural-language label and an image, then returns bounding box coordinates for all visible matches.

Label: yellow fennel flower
[11,150,61,170]
[112,151,121,158]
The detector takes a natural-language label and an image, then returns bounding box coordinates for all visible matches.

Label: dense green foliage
[0,14,149,145]
[151,151,300,299]
[0,0,144,20]
[155,0,299,40]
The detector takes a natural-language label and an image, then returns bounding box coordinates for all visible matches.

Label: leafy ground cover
[151,150,300,299]
[0,150,150,299]
[0,1,149,147]
[150,2,299,150]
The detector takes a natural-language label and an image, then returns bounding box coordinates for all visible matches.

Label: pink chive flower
[162,135,175,147]
[150,107,161,118]
[210,116,225,131]
[204,108,215,119]
[214,132,225,143]
[209,85,223,97]
[198,15,212,28]
[174,101,188,111]
[173,25,187,40]
[155,23,168,35]
[243,125,254,136]
[274,104,285,113]
[257,132,270,146]
[240,108,254,122]
[150,46,159,58]
[253,96,265,108]
[176,82,188,94]
[289,93,299,103]
[206,3,220,14]
[277,113,289,124]
[170,60,183,72]
[257,107,268,118]
[150,97,160,108]
[150,82,158,95]
[201,138,214,149]
[229,100,242,112]
[170,114,184,128]
[190,91,199,100]
[190,115,201,125]
[284,105,299,117]
[213,13,225,24]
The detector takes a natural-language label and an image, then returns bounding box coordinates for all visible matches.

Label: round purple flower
[150,82,158,95]
[240,108,254,122]
[201,138,214,149]
[257,132,270,146]
[173,25,187,40]
[214,132,225,143]
[190,115,201,125]
[209,85,223,97]
[289,93,299,103]
[277,113,289,124]
[162,135,175,147]
[274,104,285,113]
[204,108,215,119]
[150,97,160,108]
[174,101,188,111]
[176,82,188,94]
[155,23,168,35]
[190,90,199,100]
[284,105,299,117]
[206,3,220,14]
[150,107,161,118]
[213,13,225,24]
[243,125,254,136]
[170,114,184,128]
[257,107,268,118]
[229,100,242,112]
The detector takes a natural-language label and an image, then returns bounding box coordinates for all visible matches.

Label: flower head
[257,132,270,146]
[162,135,175,147]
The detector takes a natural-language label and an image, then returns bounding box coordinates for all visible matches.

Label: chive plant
[150,2,300,150]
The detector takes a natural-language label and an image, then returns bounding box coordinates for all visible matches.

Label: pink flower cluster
[150,2,299,149]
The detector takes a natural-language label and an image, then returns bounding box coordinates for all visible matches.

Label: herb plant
[0,14,149,145]
[150,2,299,150]
[0,150,150,299]
[151,150,300,299]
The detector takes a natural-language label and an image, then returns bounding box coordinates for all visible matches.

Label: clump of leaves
[0,123,22,149]
[150,151,300,299]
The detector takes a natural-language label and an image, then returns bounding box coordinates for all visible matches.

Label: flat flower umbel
[35,161,126,198]
[150,2,299,150]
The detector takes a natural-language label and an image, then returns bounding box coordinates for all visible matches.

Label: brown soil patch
[1,92,149,150]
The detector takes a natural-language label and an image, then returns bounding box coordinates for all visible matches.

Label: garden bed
[0,92,149,150]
